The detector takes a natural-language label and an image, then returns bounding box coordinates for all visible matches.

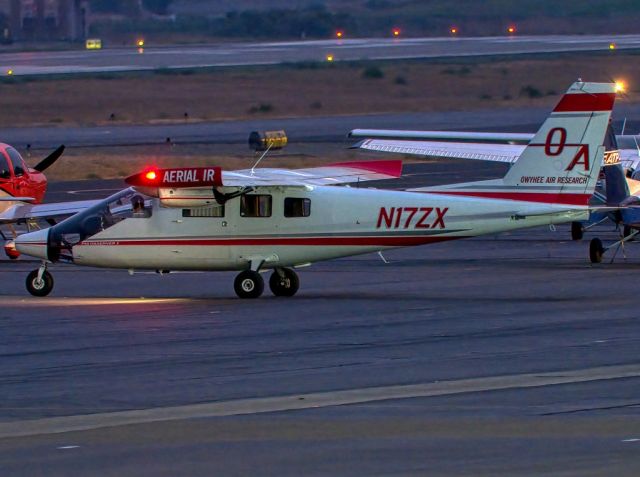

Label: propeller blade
[33,145,65,172]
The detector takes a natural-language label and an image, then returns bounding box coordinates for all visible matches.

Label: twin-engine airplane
[16,81,617,298]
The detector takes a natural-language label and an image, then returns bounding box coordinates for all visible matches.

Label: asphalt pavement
[3,106,640,151]
[0,162,639,475]
[2,34,640,76]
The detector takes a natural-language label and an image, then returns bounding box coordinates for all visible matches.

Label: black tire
[234,270,264,299]
[571,222,584,241]
[589,238,604,264]
[269,268,300,297]
[26,269,54,297]
[624,225,633,240]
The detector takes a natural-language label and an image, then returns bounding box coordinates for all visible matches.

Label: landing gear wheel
[234,270,264,299]
[589,238,604,264]
[571,222,584,241]
[269,268,300,297]
[26,269,54,297]
[624,225,633,240]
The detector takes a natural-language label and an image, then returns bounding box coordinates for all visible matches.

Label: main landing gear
[233,267,299,299]
[589,228,640,264]
[26,263,54,297]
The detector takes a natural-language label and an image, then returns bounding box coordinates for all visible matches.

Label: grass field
[39,143,363,181]
[2,52,638,128]
[6,51,639,181]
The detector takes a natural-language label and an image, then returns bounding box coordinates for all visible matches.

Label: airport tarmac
[3,106,640,151]
[2,34,640,76]
[1,163,639,475]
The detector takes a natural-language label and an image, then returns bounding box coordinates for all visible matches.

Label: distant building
[1,0,90,41]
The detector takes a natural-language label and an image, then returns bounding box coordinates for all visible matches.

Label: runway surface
[2,34,640,76]
[3,105,640,151]
[1,162,639,475]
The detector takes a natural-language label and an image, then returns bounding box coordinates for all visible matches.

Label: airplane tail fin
[500,81,615,205]
[419,82,617,207]
[602,123,630,205]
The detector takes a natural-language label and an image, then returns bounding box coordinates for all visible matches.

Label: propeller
[33,145,65,173]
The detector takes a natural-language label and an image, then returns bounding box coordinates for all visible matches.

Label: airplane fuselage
[68,186,585,270]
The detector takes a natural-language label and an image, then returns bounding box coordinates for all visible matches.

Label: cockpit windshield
[48,188,152,261]
[5,147,26,177]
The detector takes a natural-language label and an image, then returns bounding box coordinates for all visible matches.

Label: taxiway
[2,34,640,76]
[0,162,639,475]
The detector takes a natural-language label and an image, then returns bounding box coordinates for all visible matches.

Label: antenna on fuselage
[248,130,288,176]
[250,142,273,176]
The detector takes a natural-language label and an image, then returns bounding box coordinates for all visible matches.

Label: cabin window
[129,195,152,218]
[0,153,9,180]
[5,147,25,177]
[240,194,272,217]
[182,205,225,218]
[284,197,311,217]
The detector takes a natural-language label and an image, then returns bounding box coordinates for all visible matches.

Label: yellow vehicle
[85,38,102,50]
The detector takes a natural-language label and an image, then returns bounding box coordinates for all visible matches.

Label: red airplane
[0,143,67,258]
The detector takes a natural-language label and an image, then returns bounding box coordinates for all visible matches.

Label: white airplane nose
[15,229,49,260]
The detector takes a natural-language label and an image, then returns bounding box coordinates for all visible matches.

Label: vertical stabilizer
[501,81,615,203]
[423,82,617,207]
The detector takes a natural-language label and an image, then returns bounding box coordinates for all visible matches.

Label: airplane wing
[355,139,640,170]
[0,199,100,223]
[220,160,403,186]
[356,139,524,163]
[349,129,534,144]
[0,197,36,202]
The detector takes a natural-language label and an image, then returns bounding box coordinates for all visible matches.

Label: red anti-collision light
[126,167,224,188]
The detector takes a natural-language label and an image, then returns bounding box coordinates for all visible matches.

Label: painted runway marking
[622,438,640,443]
[57,445,80,450]
[0,363,639,439]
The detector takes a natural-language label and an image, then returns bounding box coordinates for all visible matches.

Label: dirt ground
[29,142,368,181]
[1,51,638,128]
[6,51,640,181]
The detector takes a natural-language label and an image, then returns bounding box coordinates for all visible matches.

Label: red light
[392,28,401,37]
[336,30,343,38]
[450,27,458,34]
[507,25,516,34]
[145,170,157,181]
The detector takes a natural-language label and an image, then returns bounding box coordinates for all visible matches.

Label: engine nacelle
[248,130,288,151]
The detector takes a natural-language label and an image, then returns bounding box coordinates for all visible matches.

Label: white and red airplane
[15,81,617,298]
[0,143,97,259]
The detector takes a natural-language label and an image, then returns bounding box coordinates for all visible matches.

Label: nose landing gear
[26,263,54,297]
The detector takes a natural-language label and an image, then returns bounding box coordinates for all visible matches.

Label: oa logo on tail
[544,127,590,171]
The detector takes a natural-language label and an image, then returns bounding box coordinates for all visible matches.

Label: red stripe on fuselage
[553,92,615,112]
[80,235,464,247]
[426,190,590,206]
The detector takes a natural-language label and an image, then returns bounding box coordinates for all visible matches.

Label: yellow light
[326,54,334,62]
[450,27,458,34]
[137,39,145,47]
[507,25,516,34]
[145,170,157,180]
[392,28,401,37]
[609,42,616,50]
[615,81,626,93]
[336,31,343,38]
[6,69,12,76]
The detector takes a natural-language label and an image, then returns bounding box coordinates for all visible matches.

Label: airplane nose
[15,229,50,260]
